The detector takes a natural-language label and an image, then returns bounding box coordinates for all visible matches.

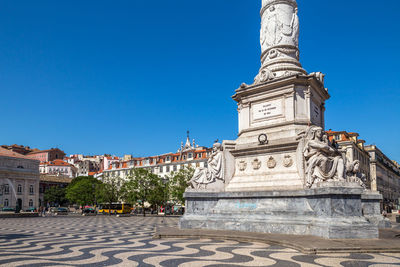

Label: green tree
[65,176,102,206]
[121,168,164,216]
[168,167,194,205]
[44,186,67,206]
[96,174,123,213]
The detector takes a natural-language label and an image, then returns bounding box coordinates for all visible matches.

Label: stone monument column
[255,0,306,83]
[180,0,386,239]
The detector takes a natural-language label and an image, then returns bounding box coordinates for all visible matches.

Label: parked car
[51,207,69,215]
[82,207,97,216]
[25,207,36,212]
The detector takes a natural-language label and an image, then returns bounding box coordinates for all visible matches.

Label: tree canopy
[96,174,123,206]
[65,176,102,206]
[44,186,67,207]
[121,168,165,216]
[167,167,194,205]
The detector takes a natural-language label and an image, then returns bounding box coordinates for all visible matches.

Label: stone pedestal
[361,190,391,229]
[181,184,379,239]
[228,74,329,192]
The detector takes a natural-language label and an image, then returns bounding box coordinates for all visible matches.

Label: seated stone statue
[188,142,224,189]
[346,160,367,189]
[303,126,345,188]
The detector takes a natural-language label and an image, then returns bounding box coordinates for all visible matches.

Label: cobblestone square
[0,216,399,266]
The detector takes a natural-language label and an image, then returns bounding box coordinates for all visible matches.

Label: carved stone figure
[267,156,277,169]
[301,126,345,188]
[188,143,224,189]
[346,160,367,189]
[252,159,261,170]
[239,161,247,171]
[261,5,299,50]
[283,155,293,167]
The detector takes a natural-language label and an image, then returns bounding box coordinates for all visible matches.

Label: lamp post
[91,183,96,207]
[0,184,3,212]
[162,178,169,219]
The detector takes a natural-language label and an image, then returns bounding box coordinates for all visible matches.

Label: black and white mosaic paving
[0,216,399,266]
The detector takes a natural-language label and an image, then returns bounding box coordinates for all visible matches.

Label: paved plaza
[0,216,399,266]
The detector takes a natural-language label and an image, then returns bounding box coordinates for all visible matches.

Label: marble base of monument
[180,183,380,239]
[361,190,391,229]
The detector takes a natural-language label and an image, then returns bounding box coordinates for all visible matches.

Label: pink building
[27,148,66,163]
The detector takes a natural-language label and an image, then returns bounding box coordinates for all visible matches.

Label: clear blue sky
[1,1,399,161]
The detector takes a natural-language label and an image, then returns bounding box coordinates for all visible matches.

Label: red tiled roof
[0,147,37,160]
[42,159,72,167]
[27,149,55,155]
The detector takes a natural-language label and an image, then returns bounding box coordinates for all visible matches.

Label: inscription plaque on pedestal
[252,99,283,121]
[311,101,321,125]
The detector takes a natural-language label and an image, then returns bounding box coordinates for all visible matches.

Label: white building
[39,159,76,178]
[0,147,40,211]
[99,135,212,181]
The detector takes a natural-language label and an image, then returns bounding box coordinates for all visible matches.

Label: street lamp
[162,178,169,219]
[91,183,96,207]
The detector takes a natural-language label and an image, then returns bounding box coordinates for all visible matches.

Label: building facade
[39,159,76,178]
[0,147,40,211]
[39,174,72,207]
[67,155,104,177]
[365,145,400,209]
[100,135,212,181]
[26,148,66,163]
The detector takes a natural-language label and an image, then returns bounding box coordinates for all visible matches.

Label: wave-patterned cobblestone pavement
[0,216,399,266]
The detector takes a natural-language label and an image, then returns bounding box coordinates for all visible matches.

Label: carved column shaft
[255,0,306,84]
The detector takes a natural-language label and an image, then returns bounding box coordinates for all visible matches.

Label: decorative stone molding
[252,159,261,170]
[238,161,247,172]
[267,157,276,169]
[283,155,293,168]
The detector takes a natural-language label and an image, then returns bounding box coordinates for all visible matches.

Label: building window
[4,199,9,207]
[29,199,33,207]
[159,166,163,173]
[17,184,22,194]
[29,185,34,195]
[4,185,9,195]
[166,166,170,172]
[335,134,341,141]
[188,153,193,158]
[173,165,177,172]
[166,156,170,161]
[183,155,186,160]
